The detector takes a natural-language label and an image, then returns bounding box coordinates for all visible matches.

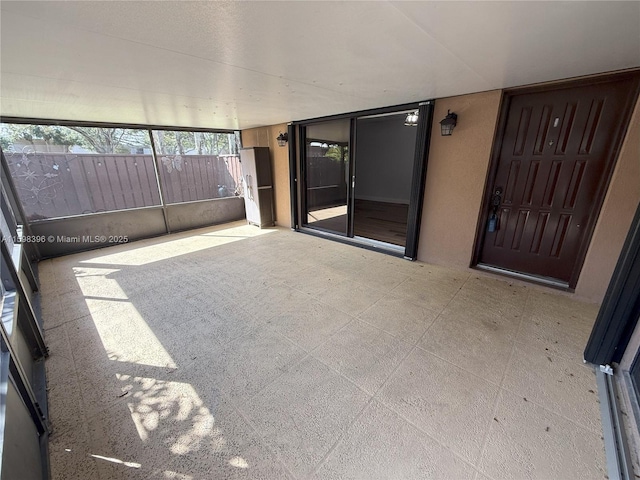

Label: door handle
[245,174,253,200]
[491,187,503,208]
[488,187,503,233]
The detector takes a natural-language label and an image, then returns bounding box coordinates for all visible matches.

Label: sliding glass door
[302,119,351,236]
[352,112,417,247]
[296,101,433,258]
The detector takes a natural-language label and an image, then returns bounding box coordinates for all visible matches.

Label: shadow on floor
[40,221,606,480]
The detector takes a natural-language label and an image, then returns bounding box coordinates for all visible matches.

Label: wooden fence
[156,154,242,204]
[4,152,242,221]
[306,155,347,210]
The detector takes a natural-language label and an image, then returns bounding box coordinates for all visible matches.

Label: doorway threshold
[474,263,571,290]
[298,227,406,258]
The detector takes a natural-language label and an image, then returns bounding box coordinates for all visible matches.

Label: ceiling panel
[1,1,638,129]
[391,1,640,88]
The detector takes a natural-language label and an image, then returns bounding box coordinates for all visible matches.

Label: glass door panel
[303,119,351,236]
[352,112,417,247]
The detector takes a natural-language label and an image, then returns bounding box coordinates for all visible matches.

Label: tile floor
[40,221,607,480]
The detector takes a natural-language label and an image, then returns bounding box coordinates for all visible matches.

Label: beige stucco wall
[241,124,291,228]
[417,88,639,304]
[242,82,638,305]
[416,90,502,268]
[574,94,640,302]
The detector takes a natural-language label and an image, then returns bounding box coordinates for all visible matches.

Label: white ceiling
[1,1,639,130]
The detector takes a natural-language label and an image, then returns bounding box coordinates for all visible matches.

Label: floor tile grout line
[249,316,377,404]
[497,382,604,437]
[52,317,131,478]
[510,335,591,364]
[414,286,534,390]
[415,272,475,342]
[499,293,603,433]
[302,317,361,355]
[473,288,534,477]
[436,270,473,308]
[355,315,435,347]
[229,339,372,480]
[308,395,376,477]
[244,325,330,397]
[473,342,518,476]
[353,288,396,318]
[371,337,428,398]
[230,404,301,480]
[65,239,297,434]
[500,287,530,380]
[60,320,92,431]
[310,321,427,476]
[418,305,525,337]
[372,396,485,474]
[42,224,607,479]
[411,344,504,389]
[511,290,596,363]
[46,322,90,441]
[305,331,398,399]
[307,270,461,467]
[306,357,379,399]
[215,340,314,406]
[185,299,360,408]
[356,285,445,317]
[62,355,173,426]
[308,291,384,318]
[312,291,478,476]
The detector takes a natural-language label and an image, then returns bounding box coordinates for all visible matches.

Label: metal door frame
[291,100,434,259]
[298,120,354,238]
[584,200,640,365]
[1,162,51,480]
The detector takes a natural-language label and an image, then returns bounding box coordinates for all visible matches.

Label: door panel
[479,76,639,285]
[352,113,417,247]
[302,119,351,236]
[240,148,260,225]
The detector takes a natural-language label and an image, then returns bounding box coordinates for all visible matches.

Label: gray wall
[1,380,44,480]
[354,114,416,204]
[30,197,245,258]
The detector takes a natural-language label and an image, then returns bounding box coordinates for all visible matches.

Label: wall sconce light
[404,110,419,127]
[439,110,458,136]
[276,132,288,147]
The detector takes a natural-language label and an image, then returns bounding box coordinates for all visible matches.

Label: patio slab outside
[40,221,606,480]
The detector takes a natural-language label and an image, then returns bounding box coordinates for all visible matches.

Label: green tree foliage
[0,136,11,151]
[66,127,149,153]
[0,124,83,152]
[0,124,150,153]
[325,144,347,163]
[153,131,239,155]
[1,124,240,155]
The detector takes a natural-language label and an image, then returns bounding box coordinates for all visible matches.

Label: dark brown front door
[478,75,639,287]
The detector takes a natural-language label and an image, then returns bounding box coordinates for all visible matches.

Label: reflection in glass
[304,119,350,235]
[352,113,416,247]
